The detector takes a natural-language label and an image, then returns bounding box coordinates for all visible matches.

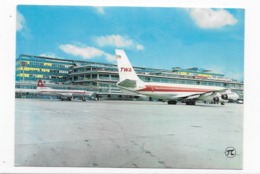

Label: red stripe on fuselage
[40,91,88,94]
[137,85,211,93]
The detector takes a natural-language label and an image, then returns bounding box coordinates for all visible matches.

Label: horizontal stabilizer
[117,79,137,88]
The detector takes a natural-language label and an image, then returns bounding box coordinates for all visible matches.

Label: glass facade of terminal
[15,54,244,99]
[70,64,243,90]
[16,54,74,83]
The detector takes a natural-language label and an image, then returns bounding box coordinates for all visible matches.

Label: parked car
[236,99,244,104]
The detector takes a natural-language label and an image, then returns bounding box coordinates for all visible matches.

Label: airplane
[36,79,94,101]
[115,49,239,105]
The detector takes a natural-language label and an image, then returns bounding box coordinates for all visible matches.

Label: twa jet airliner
[36,80,94,101]
[115,49,239,105]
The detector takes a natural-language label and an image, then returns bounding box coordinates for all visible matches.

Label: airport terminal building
[15,54,244,100]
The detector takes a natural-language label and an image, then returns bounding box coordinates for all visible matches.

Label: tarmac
[15,99,243,169]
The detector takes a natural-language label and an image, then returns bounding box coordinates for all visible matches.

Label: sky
[16,5,244,80]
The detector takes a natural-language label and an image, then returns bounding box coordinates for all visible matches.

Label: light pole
[20,61,27,83]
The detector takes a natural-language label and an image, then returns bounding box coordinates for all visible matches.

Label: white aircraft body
[115,49,239,105]
[15,88,38,94]
[36,80,94,101]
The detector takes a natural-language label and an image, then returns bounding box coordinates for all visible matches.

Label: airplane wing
[178,88,239,103]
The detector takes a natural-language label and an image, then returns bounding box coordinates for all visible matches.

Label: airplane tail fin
[115,49,145,89]
[37,79,45,87]
[36,79,51,89]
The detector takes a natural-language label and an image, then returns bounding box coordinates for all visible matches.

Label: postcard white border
[1,0,260,173]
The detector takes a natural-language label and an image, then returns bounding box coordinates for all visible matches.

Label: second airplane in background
[115,49,239,105]
[36,80,94,101]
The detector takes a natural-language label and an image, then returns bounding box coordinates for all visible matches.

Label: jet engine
[221,92,239,101]
[196,90,239,105]
[198,92,220,103]
[198,92,226,105]
[213,96,220,103]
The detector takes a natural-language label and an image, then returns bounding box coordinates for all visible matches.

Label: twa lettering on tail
[121,67,132,72]
[115,49,239,105]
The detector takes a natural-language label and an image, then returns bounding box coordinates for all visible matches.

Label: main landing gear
[185,100,196,105]
[167,100,196,105]
[167,100,177,105]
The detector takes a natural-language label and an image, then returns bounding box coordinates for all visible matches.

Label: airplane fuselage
[36,87,92,97]
[118,81,225,101]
